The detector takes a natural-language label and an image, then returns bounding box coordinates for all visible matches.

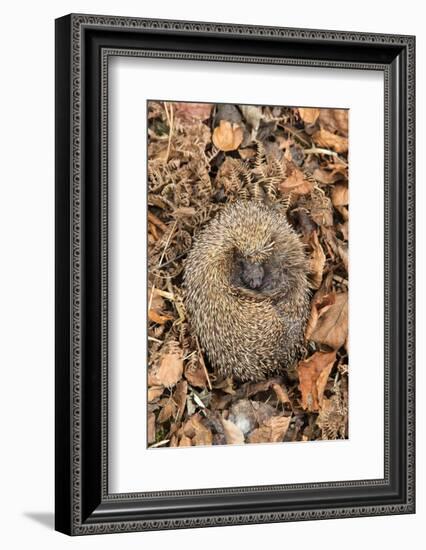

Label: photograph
[147,100,349,448]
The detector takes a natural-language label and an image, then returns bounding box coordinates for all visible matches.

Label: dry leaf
[173,380,188,421]
[310,195,334,227]
[148,412,156,444]
[337,242,349,272]
[148,385,164,402]
[305,290,336,340]
[184,414,213,446]
[313,128,348,154]
[308,231,326,289]
[319,109,348,136]
[212,376,235,395]
[148,309,174,325]
[297,351,336,411]
[184,358,208,388]
[239,147,256,160]
[148,288,174,325]
[157,398,177,423]
[148,210,168,232]
[250,401,277,427]
[212,120,244,151]
[272,383,291,404]
[280,167,314,195]
[172,206,197,218]
[178,434,192,447]
[298,107,320,125]
[312,167,346,185]
[173,102,213,122]
[156,343,183,387]
[222,418,245,445]
[310,292,348,350]
[331,182,349,207]
[337,221,349,240]
[248,416,291,444]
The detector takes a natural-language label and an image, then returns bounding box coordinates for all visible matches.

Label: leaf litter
[147,101,349,448]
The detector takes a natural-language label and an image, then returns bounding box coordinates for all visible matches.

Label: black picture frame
[55,13,415,536]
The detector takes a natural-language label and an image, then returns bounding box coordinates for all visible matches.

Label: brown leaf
[310,196,334,227]
[308,231,326,289]
[148,210,168,232]
[313,128,348,153]
[212,376,235,395]
[148,367,161,387]
[184,414,213,446]
[250,401,277,427]
[157,397,177,423]
[248,416,291,444]
[155,343,183,387]
[184,355,208,388]
[148,309,174,325]
[148,385,164,402]
[319,109,348,137]
[305,290,336,340]
[310,292,348,350]
[331,182,349,207]
[148,288,174,325]
[279,167,314,196]
[172,206,197,218]
[212,120,244,151]
[338,221,349,241]
[336,205,349,222]
[173,102,213,122]
[147,412,156,444]
[178,434,192,447]
[238,147,256,160]
[298,107,320,125]
[272,383,291,405]
[297,351,336,411]
[222,418,245,445]
[312,167,346,185]
[337,242,349,272]
[173,380,188,421]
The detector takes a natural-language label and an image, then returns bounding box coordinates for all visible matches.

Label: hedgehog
[183,201,310,382]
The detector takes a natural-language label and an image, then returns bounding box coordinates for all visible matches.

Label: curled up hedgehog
[183,201,310,382]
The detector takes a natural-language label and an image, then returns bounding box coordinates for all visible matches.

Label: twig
[154,288,175,301]
[148,210,168,232]
[195,336,212,390]
[333,274,349,286]
[148,283,156,313]
[163,102,174,163]
[148,219,177,312]
[148,336,163,344]
[149,439,170,449]
[304,146,348,166]
[281,125,311,147]
[158,220,177,268]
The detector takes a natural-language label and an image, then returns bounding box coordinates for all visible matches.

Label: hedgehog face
[231,246,274,291]
[239,258,265,289]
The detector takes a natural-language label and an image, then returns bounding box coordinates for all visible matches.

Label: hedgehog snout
[241,259,264,290]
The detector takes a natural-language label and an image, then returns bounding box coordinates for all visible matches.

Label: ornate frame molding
[55,14,415,535]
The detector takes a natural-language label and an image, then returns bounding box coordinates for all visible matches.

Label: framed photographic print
[55,14,415,535]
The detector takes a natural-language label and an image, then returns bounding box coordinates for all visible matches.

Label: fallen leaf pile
[147,101,349,448]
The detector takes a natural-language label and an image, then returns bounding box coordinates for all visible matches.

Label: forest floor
[147,101,349,448]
